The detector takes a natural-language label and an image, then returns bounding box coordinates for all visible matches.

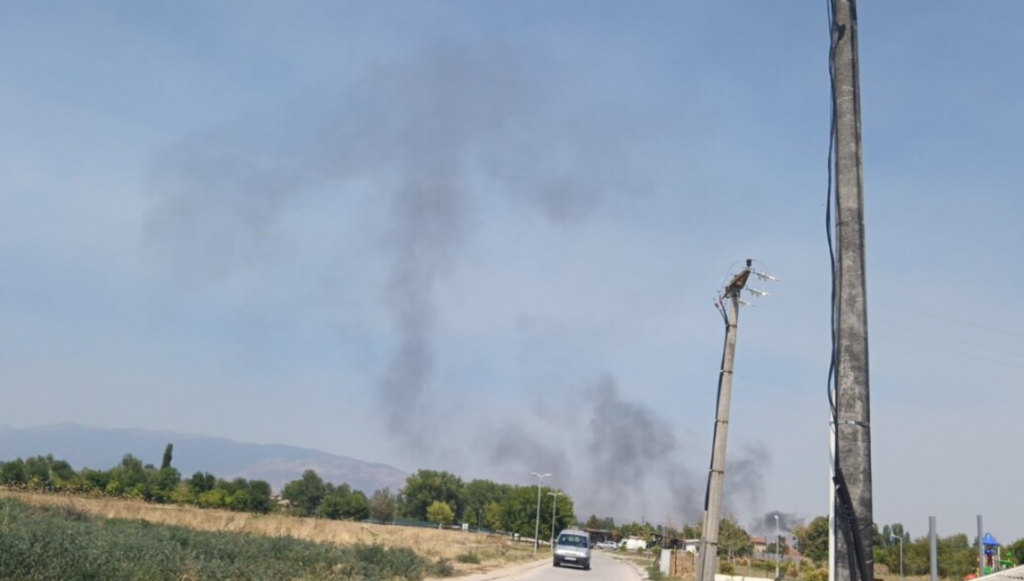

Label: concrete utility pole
[929,518,938,581]
[978,516,985,577]
[695,261,752,581]
[830,1,873,581]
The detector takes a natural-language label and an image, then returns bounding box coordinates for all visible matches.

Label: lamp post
[774,515,780,580]
[531,472,551,554]
[892,536,904,581]
[548,491,562,551]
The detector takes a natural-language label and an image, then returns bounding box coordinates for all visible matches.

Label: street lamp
[531,472,551,555]
[774,515,780,580]
[892,536,904,581]
[548,491,563,551]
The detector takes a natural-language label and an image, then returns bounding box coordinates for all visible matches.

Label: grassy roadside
[0,489,537,577]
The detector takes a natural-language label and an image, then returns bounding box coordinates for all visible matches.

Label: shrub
[719,560,736,575]
[456,552,481,564]
[805,567,830,581]
[428,558,455,578]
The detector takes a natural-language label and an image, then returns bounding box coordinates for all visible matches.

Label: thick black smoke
[479,376,770,527]
[759,511,804,534]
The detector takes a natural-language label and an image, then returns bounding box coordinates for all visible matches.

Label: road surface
[514,552,643,581]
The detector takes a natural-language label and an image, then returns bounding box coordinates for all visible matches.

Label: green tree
[766,537,789,559]
[198,488,229,508]
[496,485,575,539]
[498,485,538,537]
[110,454,150,499]
[937,533,975,579]
[483,501,503,530]
[282,470,327,516]
[0,458,27,485]
[793,516,830,565]
[153,467,181,503]
[718,517,752,559]
[188,472,216,496]
[369,488,397,524]
[78,467,110,492]
[463,479,511,524]
[23,455,73,488]
[322,484,369,520]
[1007,538,1024,566]
[246,480,273,514]
[427,500,455,528]
[228,489,251,512]
[398,469,465,521]
[683,523,701,539]
[161,443,174,470]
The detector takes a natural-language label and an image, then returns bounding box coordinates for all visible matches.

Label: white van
[553,529,592,570]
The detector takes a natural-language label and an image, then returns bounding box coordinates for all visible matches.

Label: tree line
[792,517,1024,578]
[0,447,577,538]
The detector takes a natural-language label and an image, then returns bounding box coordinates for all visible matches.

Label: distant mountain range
[0,424,408,494]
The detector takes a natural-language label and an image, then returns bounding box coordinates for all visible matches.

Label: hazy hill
[0,424,407,494]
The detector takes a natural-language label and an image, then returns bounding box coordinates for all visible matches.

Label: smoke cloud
[478,375,770,527]
[144,42,766,525]
[722,441,769,516]
[759,511,805,534]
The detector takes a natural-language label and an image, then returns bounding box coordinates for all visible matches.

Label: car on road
[596,540,618,550]
[553,529,592,570]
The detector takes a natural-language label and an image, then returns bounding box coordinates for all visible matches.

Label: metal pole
[775,515,781,580]
[929,517,938,581]
[978,516,985,577]
[900,536,904,581]
[696,262,752,581]
[892,536,903,581]
[549,492,562,551]
[831,2,873,581]
[531,472,550,555]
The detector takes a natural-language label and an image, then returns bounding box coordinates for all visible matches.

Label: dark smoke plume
[143,44,761,528]
[480,375,767,527]
[722,441,769,516]
[145,43,641,449]
[759,511,804,534]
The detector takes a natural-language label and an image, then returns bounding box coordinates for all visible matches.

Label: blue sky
[2,1,1023,540]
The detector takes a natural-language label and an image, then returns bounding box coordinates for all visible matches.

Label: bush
[719,560,736,575]
[805,567,830,581]
[456,552,481,564]
[428,558,455,578]
[647,563,666,581]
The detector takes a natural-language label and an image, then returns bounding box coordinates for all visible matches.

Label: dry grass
[0,490,537,574]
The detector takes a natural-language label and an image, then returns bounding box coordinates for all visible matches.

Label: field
[0,489,538,579]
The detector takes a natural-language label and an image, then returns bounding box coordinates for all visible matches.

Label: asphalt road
[518,552,643,581]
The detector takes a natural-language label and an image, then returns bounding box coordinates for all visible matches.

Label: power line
[872,301,1024,340]
[785,279,1024,342]
[873,321,1024,360]
[872,331,1024,372]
